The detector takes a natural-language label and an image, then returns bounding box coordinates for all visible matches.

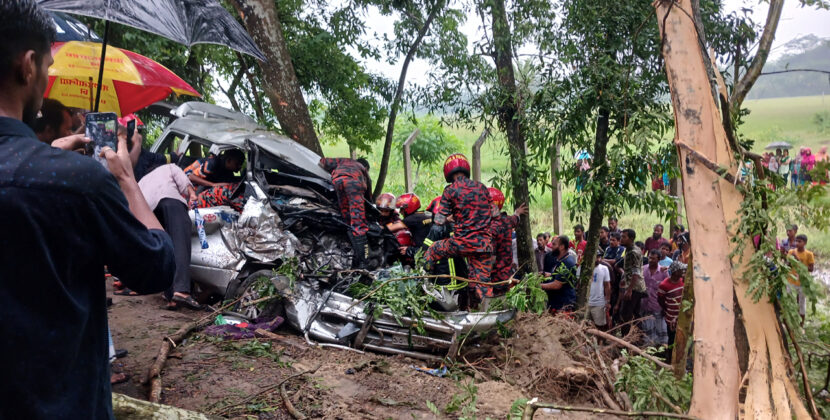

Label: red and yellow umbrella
[46,41,201,116]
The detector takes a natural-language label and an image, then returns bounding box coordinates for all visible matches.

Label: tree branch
[373,0,445,198]
[760,68,830,76]
[730,0,784,107]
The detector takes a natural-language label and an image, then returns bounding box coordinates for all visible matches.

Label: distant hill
[747,35,830,100]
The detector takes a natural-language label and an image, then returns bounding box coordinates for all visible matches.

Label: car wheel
[232,269,285,320]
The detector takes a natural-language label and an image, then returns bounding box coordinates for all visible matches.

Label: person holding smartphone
[0,2,175,418]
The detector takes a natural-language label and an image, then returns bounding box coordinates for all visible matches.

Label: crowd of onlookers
[761,146,828,187]
[535,217,816,357]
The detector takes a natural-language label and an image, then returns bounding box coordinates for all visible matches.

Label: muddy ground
[109,289,615,419]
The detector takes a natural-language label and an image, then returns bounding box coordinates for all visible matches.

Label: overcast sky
[360,0,830,84]
[725,0,830,56]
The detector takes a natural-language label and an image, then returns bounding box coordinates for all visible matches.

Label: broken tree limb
[655,0,743,417]
[656,0,812,417]
[520,398,698,420]
[586,328,672,370]
[144,296,250,402]
[675,140,740,184]
[113,393,221,420]
[782,318,821,420]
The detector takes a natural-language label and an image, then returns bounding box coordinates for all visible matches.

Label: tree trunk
[577,109,611,307]
[229,0,323,157]
[671,250,694,378]
[373,3,443,198]
[656,0,810,418]
[490,0,536,274]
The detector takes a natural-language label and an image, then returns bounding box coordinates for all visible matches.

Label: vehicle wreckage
[148,102,515,360]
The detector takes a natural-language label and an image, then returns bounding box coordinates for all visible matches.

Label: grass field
[322,95,830,255]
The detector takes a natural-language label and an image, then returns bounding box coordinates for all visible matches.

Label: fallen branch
[213,364,321,416]
[113,392,220,419]
[782,318,820,419]
[144,296,247,402]
[521,398,697,420]
[586,328,672,370]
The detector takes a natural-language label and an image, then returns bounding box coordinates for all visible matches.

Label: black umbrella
[38,0,265,111]
[49,11,101,42]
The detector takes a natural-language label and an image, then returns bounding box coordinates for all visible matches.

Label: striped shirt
[657,278,684,329]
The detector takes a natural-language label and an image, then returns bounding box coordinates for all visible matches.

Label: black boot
[349,233,369,269]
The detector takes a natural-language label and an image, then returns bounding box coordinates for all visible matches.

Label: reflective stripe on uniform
[423,238,434,246]
[448,258,456,277]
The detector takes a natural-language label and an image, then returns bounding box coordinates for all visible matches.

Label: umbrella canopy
[38,0,265,61]
[764,141,793,150]
[46,41,200,116]
[49,11,101,42]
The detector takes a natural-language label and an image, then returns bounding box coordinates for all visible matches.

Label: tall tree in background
[373,0,447,198]
[421,0,554,273]
[488,0,535,272]
[230,0,323,156]
[526,0,676,305]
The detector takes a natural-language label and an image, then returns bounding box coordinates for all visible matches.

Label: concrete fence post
[403,129,420,193]
[550,143,563,235]
[472,129,490,182]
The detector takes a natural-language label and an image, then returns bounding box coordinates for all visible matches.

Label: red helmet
[488,187,505,210]
[396,193,421,216]
[443,153,471,182]
[395,229,414,247]
[426,196,443,215]
[375,193,395,211]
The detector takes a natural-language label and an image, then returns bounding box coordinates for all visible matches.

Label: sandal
[113,288,138,296]
[172,294,203,310]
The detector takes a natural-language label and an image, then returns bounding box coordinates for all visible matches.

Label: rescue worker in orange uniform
[487,187,528,295]
[425,154,493,310]
[319,157,372,269]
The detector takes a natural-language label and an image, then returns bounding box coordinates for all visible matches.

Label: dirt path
[108,289,611,419]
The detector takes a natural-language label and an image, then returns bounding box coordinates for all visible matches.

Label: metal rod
[94,20,110,112]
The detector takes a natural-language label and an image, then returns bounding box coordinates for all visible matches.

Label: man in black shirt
[0,2,176,418]
[541,235,577,312]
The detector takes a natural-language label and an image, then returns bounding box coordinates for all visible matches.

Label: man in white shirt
[587,259,612,330]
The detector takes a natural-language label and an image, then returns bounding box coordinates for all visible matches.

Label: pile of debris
[460,312,675,415]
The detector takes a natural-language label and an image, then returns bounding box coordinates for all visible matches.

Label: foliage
[489,273,548,314]
[615,350,693,413]
[508,398,529,419]
[219,338,290,366]
[393,115,464,171]
[347,276,444,334]
[813,111,830,134]
[443,379,478,418]
[729,172,830,332]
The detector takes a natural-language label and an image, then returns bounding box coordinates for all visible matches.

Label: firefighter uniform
[320,158,372,268]
[489,212,519,294]
[425,174,494,305]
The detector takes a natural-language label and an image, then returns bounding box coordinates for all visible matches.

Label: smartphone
[126,119,136,151]
[84,112,117,167]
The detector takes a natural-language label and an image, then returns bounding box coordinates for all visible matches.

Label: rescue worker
[397,193,430,252]
[319,157,373,269]
[184,149,244,188]
[487,187,528,295]
[377,192,408,265]
[376,193,401,226]
[409,195,468,286]
[425,154,494,310]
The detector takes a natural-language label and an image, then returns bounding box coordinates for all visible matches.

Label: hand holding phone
[84,112,117,167]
